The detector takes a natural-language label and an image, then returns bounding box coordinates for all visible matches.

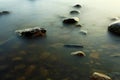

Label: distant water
[0,0,120,80]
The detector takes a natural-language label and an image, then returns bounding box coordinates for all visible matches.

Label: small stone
[110,17,119,21]
[73,4,82,8]
[71,51,86,57]
[80,30,87,35]
[91,72,112,80]
[64,44,83,48]
[70,10,79,15]
[63,17,79,24]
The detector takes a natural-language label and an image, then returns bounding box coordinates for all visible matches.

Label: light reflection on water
[0,0,120,80]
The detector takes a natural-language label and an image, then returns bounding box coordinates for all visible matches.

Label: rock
[0,11,10,15]
[75,24,82,27]
[15,27,46,38]
[91,72,112,80]
[80,30,87,35]
[108,20,120,35]
[110,17,119,21]
[0,12,2,14]
[64,44,83,48]
[73,4,82,8]
[110,54,120,57]
[63,17,79,24]
[2,11,10,14]
[71,51,86,57]
[70,10,80,15]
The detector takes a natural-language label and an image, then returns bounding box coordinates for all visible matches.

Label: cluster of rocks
[15,4,82,38]
[62,4,81,24]
[0,11,10,15]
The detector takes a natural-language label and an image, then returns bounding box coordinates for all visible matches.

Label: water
[0,0,120,80]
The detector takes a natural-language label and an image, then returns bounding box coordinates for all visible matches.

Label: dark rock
[73,4,82,8]
[0,11,10,15]
[70,10,79,15]
[2,11,10,14]
[71,51,86,57]
[90,72,112,80]
[63,17,79,24]
[108,21,120,35]
[0,12,2,14]
[64,44,83,48]
[15,27,46,38]
[110,17,119,21]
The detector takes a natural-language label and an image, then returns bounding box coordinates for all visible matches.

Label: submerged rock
[70,10,80,15]
[108,21,120,35]
[15,27,46,38]
[110,54,120,57]
[91,72,112,80]
[79,30,87,35]
[63,17,79,24]
[0,11,10,15]
[2,11,10,14]
[73,4,82,8]
[71,51,86,57]
[110,17,119,21]
[64,44,83,48]
[75,24,82,27]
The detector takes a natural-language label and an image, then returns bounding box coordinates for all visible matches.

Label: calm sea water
[0,0,120,80]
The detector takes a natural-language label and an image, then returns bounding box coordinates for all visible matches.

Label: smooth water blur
[0,0,120,80]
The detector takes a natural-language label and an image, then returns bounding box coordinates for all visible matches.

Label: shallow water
[0,0,120,80]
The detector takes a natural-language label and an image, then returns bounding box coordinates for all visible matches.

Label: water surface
[0,0,120,80]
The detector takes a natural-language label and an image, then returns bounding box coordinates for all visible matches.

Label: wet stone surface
[70,10,80,15]
[73,4,82,8]
[63,17,79,24]
[108,21,120,36]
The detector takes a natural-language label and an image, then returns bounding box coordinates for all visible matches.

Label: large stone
[108,21,120,35]
[91,72,112,80]
[63,17,79,24]
[15,27,46,38]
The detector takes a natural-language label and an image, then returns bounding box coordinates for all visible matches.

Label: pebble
[71,51,86,57]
